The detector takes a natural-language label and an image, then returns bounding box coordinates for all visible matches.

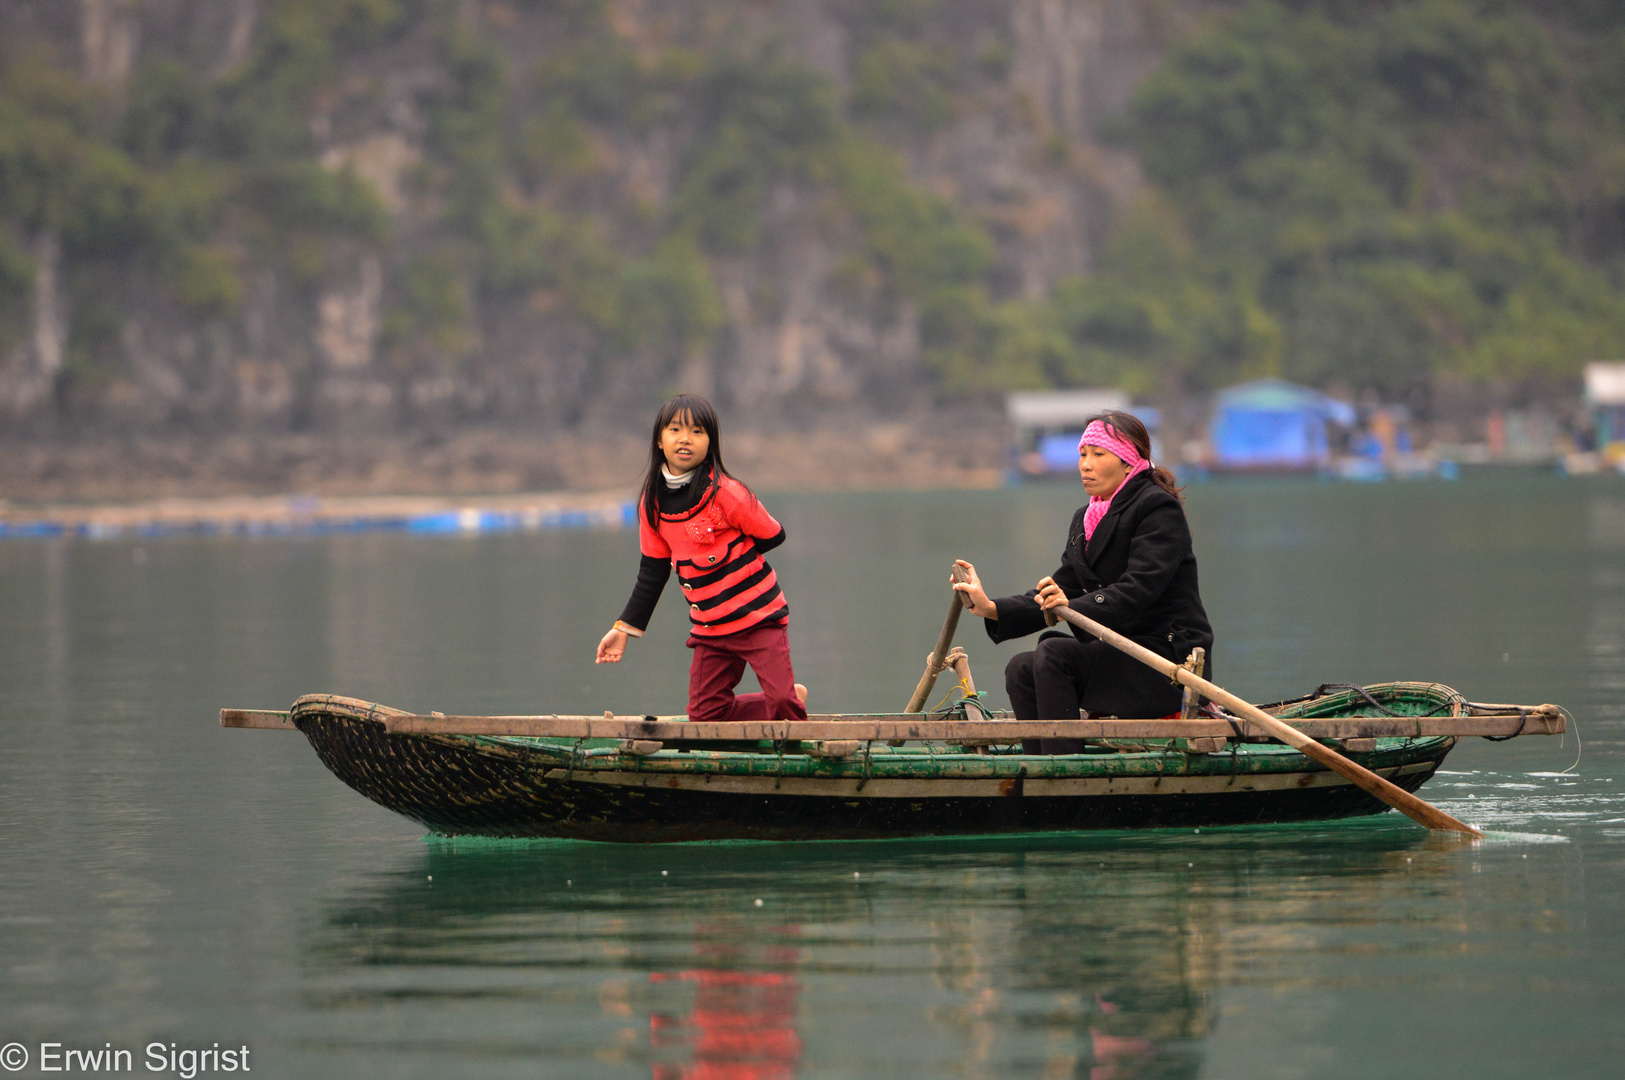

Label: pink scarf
[1079,420,1150,541]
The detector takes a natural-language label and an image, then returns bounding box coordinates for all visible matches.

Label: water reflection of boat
[306,829,1476,1078]
[651,933,803,1080]
[223,682,1563,841]
[1004,882,1215,1080]
[307,842,1219,1078]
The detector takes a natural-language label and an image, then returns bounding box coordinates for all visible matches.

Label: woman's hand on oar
[1047,604,1483,838]
[1035,576,1065,626]
[951,560,996,618]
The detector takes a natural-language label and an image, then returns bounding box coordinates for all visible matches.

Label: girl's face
[1079,442,1130,498]
[659,411,710,474]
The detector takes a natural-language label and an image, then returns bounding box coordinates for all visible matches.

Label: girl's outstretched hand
[596,628,628,664]
[951,559,998,619]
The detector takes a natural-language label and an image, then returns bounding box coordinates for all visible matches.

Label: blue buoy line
[0,500,637,541]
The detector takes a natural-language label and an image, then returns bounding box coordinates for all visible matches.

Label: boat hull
[292,699,1458,842]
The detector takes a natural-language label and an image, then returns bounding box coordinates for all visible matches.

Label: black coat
[985,472,1215,713]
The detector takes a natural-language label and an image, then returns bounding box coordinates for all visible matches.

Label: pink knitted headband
[1078,420,1145,467]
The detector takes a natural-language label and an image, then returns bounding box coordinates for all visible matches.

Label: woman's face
[1079,443,1130,498]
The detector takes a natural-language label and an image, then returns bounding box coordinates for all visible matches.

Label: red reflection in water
[650,932,802,1080]
[1089,995,1155,1080]
[1088,1028,1156,1080]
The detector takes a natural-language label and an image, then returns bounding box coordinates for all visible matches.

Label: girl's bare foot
[794,683,809,705]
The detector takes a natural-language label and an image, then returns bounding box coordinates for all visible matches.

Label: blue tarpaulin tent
[1209,379,1357,471]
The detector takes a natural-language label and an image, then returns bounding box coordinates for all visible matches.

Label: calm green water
[2,478,1622,1079]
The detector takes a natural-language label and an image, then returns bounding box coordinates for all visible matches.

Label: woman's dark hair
[1083,410,1183,501]
[641,394,745,526]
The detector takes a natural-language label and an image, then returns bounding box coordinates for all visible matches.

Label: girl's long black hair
[641,394,745,526]
[1083,410,1184,501]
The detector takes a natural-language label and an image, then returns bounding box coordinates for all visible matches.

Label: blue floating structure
[1,495,635,543]
[1208,379,1357,473]
[1586,362,1625,454]
[0,520,65,539]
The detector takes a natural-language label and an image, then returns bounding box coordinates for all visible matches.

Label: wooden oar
[905,564,973,712]
[1048,605,1483,837]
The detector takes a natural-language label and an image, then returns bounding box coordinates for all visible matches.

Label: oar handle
[905,565,973,713]
[1048,604,1482,837]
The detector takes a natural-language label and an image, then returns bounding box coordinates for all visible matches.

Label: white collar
[662,464,698,488]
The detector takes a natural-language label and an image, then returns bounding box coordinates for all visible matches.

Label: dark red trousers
[686,619,807,723]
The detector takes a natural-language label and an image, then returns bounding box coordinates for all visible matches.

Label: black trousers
[1005,632,1185,754]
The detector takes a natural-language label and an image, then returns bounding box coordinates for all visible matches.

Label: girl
[596,394,808,723]
[953,410,1213,753]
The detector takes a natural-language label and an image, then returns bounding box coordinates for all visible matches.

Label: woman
[953,411,1213,752]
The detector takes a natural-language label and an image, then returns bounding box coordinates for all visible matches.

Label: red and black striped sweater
[617,467,787,638]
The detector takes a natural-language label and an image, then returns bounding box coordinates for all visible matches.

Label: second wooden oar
[904,564,973,712]
[1048,605,1483,837]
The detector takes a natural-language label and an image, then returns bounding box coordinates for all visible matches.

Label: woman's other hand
[951,559,998,619]
[596,628,628,664]
[1034,576,1069,610]
[1035,576,1069,626]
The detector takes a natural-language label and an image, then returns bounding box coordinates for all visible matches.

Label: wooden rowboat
[222,682,1563,842]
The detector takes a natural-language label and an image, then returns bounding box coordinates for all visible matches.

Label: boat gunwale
[280,684,1479,784]
[271,682,1554,765]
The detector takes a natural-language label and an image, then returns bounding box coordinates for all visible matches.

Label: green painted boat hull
[290,683,1465,842]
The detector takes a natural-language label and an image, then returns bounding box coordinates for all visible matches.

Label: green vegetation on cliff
[3,0,1623,423]
[0,0,392,391]
[994,0,1625,398]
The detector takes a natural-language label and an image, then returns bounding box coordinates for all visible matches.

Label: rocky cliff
[0,0,1188,441]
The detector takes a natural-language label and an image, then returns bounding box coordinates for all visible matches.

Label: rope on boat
[1466,697,1577,776]
[1480,707,1531,742]
[1463,700,1556,714]
[1556,706,1582,774]
[919,739,946,778]
[960,695,994,721]
[1251,683,1462,717]
[1188,682,1481,762]
[926,667,977,715]
[1308,683,1408,716]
